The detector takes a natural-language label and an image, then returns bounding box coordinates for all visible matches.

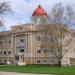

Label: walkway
[0,72,50,75]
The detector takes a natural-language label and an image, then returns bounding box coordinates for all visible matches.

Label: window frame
[36,59,41,64]
[37,50,41,54]
[37,35,41,41]
[20,49,24,52]
[20,39,24,42]
[50,59,55,64]
[4,51,6,55]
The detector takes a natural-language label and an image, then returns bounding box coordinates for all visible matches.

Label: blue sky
[1,0,75,31]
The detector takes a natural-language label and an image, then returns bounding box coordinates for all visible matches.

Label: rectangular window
[9,40,11,44]
[4,51,6,54]
[0,51,2,54]
[50,59,54,64]
[50,37,54,43]
[0,37,2,39]
[0,41,2,44]
[44,60,48,64]
[4,60,6,63]
[20,39,24,42]
[37,36,41,41]
[37,60,41,64]
[15,56,19,61]
[50,48,55,53]
[8,51,11,54]
[37,50,41,54]
[5,40,7,44]
[20,49,24,52]
[44,50,48,53]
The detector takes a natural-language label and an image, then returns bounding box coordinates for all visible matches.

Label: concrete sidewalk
[0,72,50,75]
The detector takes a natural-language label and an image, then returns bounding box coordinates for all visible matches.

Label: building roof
[32,5,48,17]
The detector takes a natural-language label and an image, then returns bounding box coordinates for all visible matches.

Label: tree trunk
[58,60,61,67]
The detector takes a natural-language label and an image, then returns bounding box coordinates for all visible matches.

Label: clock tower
[32,5,49,25]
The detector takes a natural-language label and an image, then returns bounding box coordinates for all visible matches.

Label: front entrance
[15,54,24,64]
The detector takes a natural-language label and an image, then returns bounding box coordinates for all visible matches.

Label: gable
[11,25,30,33]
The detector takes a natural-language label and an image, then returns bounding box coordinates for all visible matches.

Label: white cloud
[1,0,75,31]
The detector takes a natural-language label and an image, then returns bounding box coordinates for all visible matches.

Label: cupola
[32,5,49,25]
[32,5,48,17]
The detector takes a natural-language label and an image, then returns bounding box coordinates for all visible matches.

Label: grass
[0,65,75,75]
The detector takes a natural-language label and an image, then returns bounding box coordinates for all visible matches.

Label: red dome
[32,5,48,17]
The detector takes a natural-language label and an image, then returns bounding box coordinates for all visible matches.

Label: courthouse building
[0,5,75,66]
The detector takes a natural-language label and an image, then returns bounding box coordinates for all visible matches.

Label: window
[8,51,11,54]
[0,51,2,54]
[50,37,54,42]
[36,18,41,24]
[20,49,24,52]
[0,37,2,39]
[4,60,6,63]
[37,60,41,64]
[37,36,41,41]
[5,40,7,44]
[9,40,11,44]
[44,50,48,53]
[50,59,54,64]
[4,51,6,54]
[20,27,22,30]
[20,39,24,42]
[15,56,19,61]
[0,41,2,44]
[50,48,55,53]
[37,50,41,54]
[44,60,48,64]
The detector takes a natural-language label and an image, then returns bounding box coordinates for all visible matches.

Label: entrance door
[15,56,19,61]
[20,55,24,62]
[15,55,24,64]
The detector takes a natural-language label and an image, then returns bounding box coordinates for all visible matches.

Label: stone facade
[0,5,75,66]
[0,24,58,65]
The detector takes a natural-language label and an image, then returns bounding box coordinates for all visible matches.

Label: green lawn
[0,65,75,75]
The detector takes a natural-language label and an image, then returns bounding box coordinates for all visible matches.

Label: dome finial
[38,5,41,7]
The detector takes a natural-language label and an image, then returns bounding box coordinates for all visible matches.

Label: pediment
[11,25,30,33]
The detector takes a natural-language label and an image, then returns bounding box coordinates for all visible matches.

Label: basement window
[37,60,41,64]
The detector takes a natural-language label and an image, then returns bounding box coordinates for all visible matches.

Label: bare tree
[40,3,74,66]
[51,3,75,25]
[51,3,64,23]
[41,24,72,66]
[0,1,11,27]
[66,5,75,20]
